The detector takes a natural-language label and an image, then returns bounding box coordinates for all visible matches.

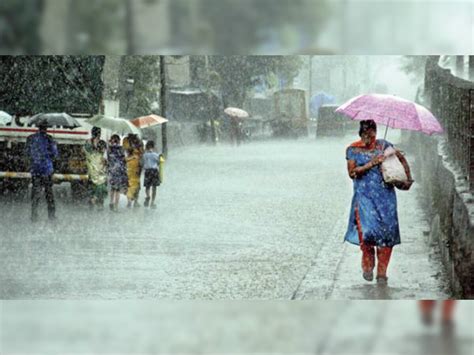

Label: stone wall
[409,132,474,298]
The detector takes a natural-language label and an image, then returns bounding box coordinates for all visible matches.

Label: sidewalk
[294,181,452,300]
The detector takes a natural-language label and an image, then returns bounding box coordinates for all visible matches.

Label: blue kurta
[344,139,401,247]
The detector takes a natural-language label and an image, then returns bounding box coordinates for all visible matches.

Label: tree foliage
[208,56,304,107]
[400,56,428,84]
[0,56,105,115]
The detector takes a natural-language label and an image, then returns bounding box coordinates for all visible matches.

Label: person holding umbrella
[345,120,412,284]
[225,107,249,146]
[337,94,443,285]
[26,119,58,222]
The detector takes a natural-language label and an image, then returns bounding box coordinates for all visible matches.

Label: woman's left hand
[398,180,414,190]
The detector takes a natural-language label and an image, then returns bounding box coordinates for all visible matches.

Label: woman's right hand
[370,155,386,166]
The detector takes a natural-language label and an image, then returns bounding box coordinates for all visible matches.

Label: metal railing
[424,56,474,190]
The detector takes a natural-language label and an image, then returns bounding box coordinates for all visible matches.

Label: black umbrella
[28,113,81,129]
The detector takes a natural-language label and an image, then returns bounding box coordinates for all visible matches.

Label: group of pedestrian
[84,128,162,212]
[26,121,162,221]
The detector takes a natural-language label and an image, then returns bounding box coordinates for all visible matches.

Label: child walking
[142,140,161,209]
[107,134,128,212]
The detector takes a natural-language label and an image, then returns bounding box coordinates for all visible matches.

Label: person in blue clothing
[26,119,58,222]
[345,120,412,284]
[141,140,161,209]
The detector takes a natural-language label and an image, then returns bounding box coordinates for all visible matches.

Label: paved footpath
[0,136,451,299]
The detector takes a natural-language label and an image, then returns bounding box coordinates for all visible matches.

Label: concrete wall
[410,132,474,298]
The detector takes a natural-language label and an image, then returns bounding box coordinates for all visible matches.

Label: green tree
[400,56,428,84]
[0,56,105,115]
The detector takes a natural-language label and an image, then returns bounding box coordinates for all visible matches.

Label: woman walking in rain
[345,120,412,284]
[107,134,128,212]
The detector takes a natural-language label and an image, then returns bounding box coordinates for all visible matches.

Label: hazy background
[0,0,472,54]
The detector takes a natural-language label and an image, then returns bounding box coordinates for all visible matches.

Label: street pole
[340,0,348,52]
[160,56,168,158]
[125,0,135,54]
[66,0,78,53]
[206,56,217,145]
[309,56,313,107]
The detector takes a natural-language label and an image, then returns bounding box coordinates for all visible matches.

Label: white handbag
[381,146,409,184]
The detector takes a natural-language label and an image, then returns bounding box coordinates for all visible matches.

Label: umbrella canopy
[335,94,443,135]
[224,107,249,119]
[0,111,12,125]
[87,115,141,136]
[310,92,335,116]
[131,114,168,129]
[28,113,81,129]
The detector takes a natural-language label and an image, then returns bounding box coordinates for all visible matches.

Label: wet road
[2,301,473,354]
[0,137,451,299]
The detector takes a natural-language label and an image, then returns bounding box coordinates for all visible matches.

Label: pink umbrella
[335,94,443,137]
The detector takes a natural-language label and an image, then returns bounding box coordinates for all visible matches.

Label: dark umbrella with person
[28,113,82,129]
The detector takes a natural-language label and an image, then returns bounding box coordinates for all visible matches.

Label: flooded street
[0,137,451,299]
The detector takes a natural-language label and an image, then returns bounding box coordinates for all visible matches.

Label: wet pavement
[0,136,452,299]
[1,301,473,354]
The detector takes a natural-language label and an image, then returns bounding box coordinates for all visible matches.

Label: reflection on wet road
[1,301,473,354]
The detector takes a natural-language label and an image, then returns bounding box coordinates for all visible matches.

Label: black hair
[359,120,377,137]
[91,126,101,138]
[37,118,48,131]
[97,140,107,150]
[110,134,121,144]
[146,140,155,150]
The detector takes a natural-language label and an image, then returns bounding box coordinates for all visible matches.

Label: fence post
[469,56,474,81]
[470,90,474,190]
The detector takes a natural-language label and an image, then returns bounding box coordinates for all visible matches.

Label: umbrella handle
[382,118,391,150]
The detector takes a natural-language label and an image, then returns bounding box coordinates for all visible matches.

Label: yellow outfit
[126,148,142,201]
